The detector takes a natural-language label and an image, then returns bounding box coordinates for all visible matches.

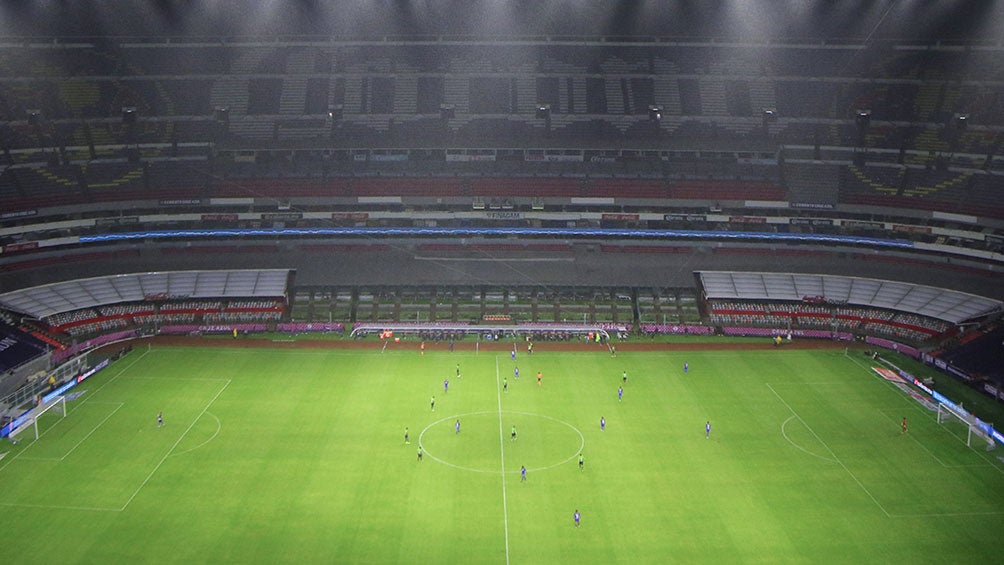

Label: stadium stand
[0,322,50,374]
[698,271,1002,326]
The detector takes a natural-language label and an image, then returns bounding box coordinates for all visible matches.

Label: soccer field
[1,344,1002,563]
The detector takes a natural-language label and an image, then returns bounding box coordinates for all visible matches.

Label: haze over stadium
[0,1,1003,563]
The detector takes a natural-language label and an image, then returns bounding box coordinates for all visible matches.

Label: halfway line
[495,355,510,565]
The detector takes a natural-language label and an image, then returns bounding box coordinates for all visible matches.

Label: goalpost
[8,396,67,444]
[936,403,996,451]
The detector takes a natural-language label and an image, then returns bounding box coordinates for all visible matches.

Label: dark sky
[0,1,999,42]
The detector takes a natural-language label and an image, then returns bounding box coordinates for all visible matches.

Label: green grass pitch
[2,344,1002,563]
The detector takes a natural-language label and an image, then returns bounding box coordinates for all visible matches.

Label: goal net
[8,396,66,444]
[937,403,996,451]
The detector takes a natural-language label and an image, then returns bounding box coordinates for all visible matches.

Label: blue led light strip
[79,226,915,248]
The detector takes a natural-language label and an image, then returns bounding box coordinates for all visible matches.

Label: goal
[8,396,66,444]
[937,403,996,451]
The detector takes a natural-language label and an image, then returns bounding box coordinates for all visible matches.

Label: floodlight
[536,104,551,119]
[121,107,137,124]
[648,105,662,121]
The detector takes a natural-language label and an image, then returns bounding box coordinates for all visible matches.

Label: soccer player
[456,363,461,378]
[431,396,435,411]
[622,371,627,384]
[618,386,623,401]
[455,420,461,434]
[528,342,533,355]
[503,378,508,393]
[901,417,908,435]
[514,366,519,380]
[574,509,580,527]
[521,465,527,482]
[684,362,688,373]
[444,378,449,394]
[537,371,542,387]
[405,427,410,444]
[579,453,584,470]
[421,341,425,356]
[417,446,423,461]
[157,411,163,428]
[600,416,605,431]
[511,347,516,361]
[511,425,517,441]
[706,420,711,438]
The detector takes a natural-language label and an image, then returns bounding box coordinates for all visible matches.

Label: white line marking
[170,412,222,457]
[873,409,987,469]
[766,382,891,518]
[18,403,125,462]
[779,416,837,463]
[495,355,510,565]
[0,351,150,475]
[118,379,231,511]
[842,351,1004,477]
[417,411,583,474]
[83,348,150,396]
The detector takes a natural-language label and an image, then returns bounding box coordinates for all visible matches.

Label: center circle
[419,410,584,474]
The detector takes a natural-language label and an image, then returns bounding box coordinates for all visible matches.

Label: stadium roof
[0,269,290,319]
[698,271,1002,324]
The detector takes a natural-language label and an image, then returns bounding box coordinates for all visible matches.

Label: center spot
[419,410,584,474]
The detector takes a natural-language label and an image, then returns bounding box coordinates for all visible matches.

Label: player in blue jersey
[574,509,580,527]
[514,366,519,380]
[706,421,711,438]
[444,378,449,394]
[455,420,461,434]
[684,362,689,373]
[600,416,605,431]
[521,465,527,482]
[618,386,623,401]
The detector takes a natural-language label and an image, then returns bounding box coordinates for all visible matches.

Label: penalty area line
[118,379,232,512]
[766,382,892,518]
